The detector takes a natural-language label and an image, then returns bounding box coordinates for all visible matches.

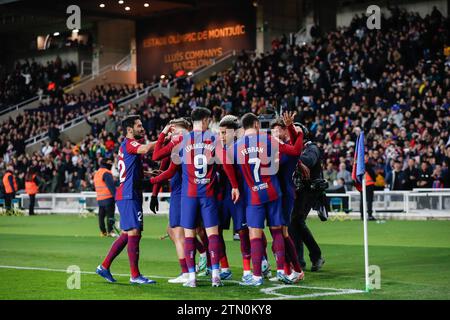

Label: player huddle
[96,107,306,287]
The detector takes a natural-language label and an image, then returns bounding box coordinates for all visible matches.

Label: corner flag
[352,132,365,192]
[352,131,371,292]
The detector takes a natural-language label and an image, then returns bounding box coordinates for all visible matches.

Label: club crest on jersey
[194,178,211,185]
[252,183,268,191]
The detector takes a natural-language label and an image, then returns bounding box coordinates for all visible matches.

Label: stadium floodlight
[118,0,124,4]
[144,3,149,7]
[125,6,130,11]
[99,3,105,8]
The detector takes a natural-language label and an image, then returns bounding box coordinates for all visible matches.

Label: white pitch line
[0,265,171,279]
[258,284,365,300]
[0,264,366,300]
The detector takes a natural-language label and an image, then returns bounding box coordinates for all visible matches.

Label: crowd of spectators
[0,57,78,109]
[0,83,146,157]
[0,7,449,194]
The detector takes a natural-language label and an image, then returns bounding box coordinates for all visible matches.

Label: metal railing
[17,192,171,215]
[114,54,133,71]
[24,82,157,146]
[326,189,450,216]
[0,54,133,118]
[11,190,450,217]
[0,95,41,117]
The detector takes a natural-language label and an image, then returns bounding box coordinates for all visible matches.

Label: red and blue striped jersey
[233,130,304,206]
[115,138,143,200]
[151,131,238,198]
[179,130,218,198]
[233,133,281,205]
[279,126,303,199]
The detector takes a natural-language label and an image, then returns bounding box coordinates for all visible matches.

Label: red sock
[208,235,223,271]
[206,251,211,268]
[194,237,206,254]
[239,228,251,270]
[184,237,196,273]
[102,233,128,269]
[198,230,209,249]
[243,258,251,271]
[220,256,230,269]
[261,231,268,259]
[179,258,188,274]
[285,235,302,272]
[284,263,292,275]
[270,229,286,271]
[250,238,264,277]
[198,232,211,267]
[127,235,141,278]
[219,233,227,261]
[218,233,229,268]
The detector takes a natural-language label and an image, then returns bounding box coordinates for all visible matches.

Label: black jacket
[299,141,322,180]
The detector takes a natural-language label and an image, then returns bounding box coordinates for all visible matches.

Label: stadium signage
[136,3,255,81]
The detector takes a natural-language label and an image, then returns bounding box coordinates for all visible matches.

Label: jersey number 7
[248,157,261,183]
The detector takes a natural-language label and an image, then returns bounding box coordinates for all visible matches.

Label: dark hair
[219,115,239,130]
[241,113,259,129]
[191,107,211,121]
[270,118,285,129]
[122,115,140,131]
[101,158,113,167]
[25,167,36,182]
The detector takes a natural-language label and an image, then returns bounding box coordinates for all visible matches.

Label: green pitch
[0,214,449,300]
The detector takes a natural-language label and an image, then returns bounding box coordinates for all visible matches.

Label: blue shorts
[117,199,143,231]
[282,196,295,226]
[181,196,218,230]
[219,198,247,232]
[246,198,283,229]
[169,194,182,228]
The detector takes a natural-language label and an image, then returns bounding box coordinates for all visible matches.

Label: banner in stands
[136,2,256,81]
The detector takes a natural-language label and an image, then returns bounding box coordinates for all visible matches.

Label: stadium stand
[0,8,449,194]
[0,58,78,111]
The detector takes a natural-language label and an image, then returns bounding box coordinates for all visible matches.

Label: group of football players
[96,107,306,287]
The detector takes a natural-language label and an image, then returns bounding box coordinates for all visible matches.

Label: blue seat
[330,197,343,212]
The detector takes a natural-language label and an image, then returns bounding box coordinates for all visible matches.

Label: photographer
[289,124,326,272]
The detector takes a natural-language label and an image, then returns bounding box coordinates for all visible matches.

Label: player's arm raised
[282,111,299,145]
[278,127,304,157]
[152,124,182,160]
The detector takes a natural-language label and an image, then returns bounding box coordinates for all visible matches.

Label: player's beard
[133,129,143,140]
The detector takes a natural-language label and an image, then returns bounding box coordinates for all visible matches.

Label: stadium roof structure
[0,0,235,34]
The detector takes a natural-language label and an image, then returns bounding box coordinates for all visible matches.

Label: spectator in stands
[337,163,352,190]
[404,158,420,190]
[48,123,60,143]
[385,160,406,190]
[432,165,445,189]
[323,162,338,185]
[417,161,434,189]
